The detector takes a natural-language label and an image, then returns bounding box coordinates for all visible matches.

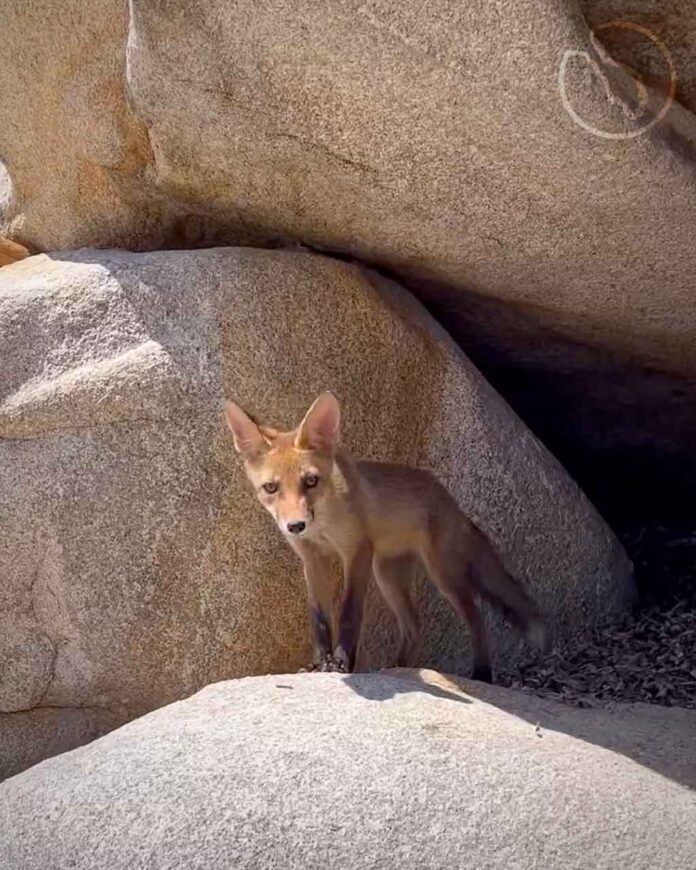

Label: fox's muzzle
[277,502,314,538]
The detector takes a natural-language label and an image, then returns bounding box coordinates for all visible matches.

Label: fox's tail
[470,535,550,653]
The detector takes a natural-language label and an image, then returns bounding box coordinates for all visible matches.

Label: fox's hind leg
[373,554,421,667]
[455,590,492,683]
[422,543,493,683]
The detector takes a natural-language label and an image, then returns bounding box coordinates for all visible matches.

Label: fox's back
[341,456,461,558]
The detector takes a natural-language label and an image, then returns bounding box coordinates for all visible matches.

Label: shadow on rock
[343,668,696,792]
[342,669,472,705]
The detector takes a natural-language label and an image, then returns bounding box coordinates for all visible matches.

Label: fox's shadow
[342,669,472,704]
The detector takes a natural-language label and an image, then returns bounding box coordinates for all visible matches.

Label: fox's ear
[295,392,340,453]
[223,400,266,457]
[258,425,281,446]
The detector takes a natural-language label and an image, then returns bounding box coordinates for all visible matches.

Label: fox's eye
[304,474,319,488]
[262,481,279,494]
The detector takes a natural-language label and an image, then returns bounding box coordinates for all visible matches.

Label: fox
[224,391,549,681]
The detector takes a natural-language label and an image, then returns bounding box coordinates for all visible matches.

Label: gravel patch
[500,601,696,708]
[498,523,696,708]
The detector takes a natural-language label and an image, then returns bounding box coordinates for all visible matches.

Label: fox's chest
[310,532,341,558]
[309,502,365,559]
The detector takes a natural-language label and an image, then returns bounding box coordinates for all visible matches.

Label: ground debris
[499,600,696,709]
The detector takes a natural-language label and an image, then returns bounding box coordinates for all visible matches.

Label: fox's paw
[299,652,351,673]
[319,654,345,673]
[331,646,351,673]
[298,654,341,673]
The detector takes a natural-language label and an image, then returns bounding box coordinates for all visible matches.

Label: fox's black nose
[287,521,306,535]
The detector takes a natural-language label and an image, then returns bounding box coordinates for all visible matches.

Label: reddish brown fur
[224,392,548,679]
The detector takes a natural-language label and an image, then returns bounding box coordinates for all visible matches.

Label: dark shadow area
[389,271,696,529]
[341,252,696,604]
[343,670,471,705]
[343,668,696,791]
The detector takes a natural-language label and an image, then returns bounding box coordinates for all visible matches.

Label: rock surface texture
[1,671,694,870]
[0,248,632,779]
[1,2,695,496]
[0,1,155,251]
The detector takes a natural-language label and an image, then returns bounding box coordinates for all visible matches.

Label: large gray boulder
[123,0,696,374]
[0,0,156,252]
[1,670,694,870]
[0,247,631,779]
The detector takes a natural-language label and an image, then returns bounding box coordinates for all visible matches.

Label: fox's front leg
[334,539,373,673]
[295,543,335,670]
